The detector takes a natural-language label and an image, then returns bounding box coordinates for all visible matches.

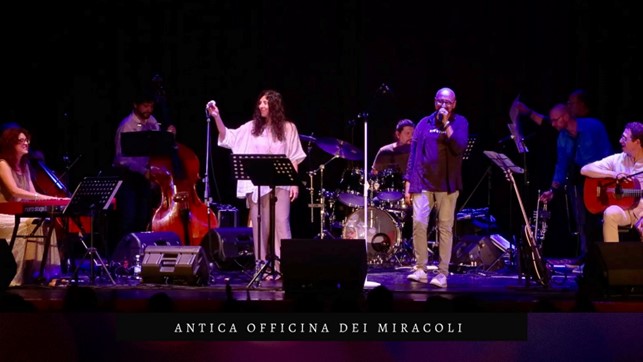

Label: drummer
[371,119,415,176]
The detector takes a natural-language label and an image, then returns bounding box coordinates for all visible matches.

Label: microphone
[498,134,515,144]
[205,100,216,119]
[348,112,369,126]
[436,108,447,123]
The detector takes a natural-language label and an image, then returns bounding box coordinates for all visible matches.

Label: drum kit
[302,134,414,267]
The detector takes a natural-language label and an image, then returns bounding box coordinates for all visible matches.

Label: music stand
[121,131,175,157]
[231,154,300,288]
[484,151,524,174]
[65,176,122,285]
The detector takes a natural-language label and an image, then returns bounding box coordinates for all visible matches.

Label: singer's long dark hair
[251,89,287,142]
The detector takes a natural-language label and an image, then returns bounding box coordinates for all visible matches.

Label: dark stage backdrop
[2,1,641,256]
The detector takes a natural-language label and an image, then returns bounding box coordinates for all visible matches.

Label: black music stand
[65,176,122,285]
[231,154,300,288]
[121,131,175,157]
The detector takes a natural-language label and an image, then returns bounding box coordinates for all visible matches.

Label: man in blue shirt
[539,103,612,260]
[404,87,469,288]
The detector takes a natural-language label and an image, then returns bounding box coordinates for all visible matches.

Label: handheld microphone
[437,108,449,124]
[205,100,216,119]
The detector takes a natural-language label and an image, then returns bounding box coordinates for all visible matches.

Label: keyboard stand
[8,214,58,285]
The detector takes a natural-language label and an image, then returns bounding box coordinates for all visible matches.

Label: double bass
[147,74,217,245]
[149,141,218,245]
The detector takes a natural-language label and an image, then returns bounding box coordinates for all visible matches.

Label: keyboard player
[0,127,69,286]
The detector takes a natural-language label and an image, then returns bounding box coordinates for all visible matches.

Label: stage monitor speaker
[451,234,510,272]
[112,231,181,267]
[280,239,367,294]
[140,245,210,286]
[200,227,254,270]
[1,239,17,290]
[584,242,643,293]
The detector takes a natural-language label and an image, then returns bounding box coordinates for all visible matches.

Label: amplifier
[200,227,254,270]
[210,203,239,227]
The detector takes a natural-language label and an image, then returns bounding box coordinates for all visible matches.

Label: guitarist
[581,122,643,242]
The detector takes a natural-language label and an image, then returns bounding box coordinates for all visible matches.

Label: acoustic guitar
[583,177,642,214]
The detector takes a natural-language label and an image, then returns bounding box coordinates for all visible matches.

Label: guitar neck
[620,189,643,197]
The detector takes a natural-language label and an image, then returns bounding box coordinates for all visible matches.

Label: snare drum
[376,167,404,202]
[337,168,365,207]
[380,198,409,221]
[342,207,401,263]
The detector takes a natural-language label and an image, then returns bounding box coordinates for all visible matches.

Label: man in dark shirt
[371,119,415,175]
[371,119,414,203]
[404,87,469,287]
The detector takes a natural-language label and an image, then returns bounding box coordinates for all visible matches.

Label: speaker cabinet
[280,239,367,294]
[451,234,510,271]
[1,239,17,290]
[141,245,210,286]
[111,231,181,270]
[584,242,643,294]
[200,227,254,270]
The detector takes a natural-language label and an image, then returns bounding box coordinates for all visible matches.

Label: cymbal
[299,134,317,143]
[315,136,364,161]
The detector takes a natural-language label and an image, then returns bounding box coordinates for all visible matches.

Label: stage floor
[4,258,643,362]
[5,258,643,313]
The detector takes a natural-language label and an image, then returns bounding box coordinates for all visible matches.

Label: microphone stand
[360,109,380,288]
[203,112,214,259]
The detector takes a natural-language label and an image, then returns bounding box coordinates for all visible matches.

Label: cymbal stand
[309,156,340,239]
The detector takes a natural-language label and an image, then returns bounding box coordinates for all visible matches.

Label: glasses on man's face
[16,138,30,145]
[551,115,565,123]
[435,99,454,106]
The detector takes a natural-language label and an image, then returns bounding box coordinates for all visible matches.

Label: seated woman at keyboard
[0,126,68,286]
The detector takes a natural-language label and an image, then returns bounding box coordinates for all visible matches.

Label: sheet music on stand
[483,150,524,174]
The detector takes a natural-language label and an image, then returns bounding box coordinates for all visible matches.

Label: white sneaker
[429,273,447,288]
[407,268,428,283]
[364,278,381,288]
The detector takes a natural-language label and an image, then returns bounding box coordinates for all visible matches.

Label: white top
[218,120,306,202]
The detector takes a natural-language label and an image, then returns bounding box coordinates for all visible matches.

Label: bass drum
[342,207,401,264]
